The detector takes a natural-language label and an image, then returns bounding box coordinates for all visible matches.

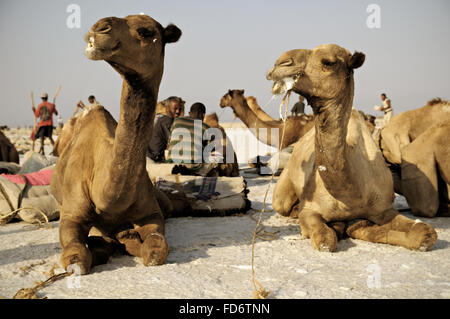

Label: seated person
[148,96,182,162]
[167,102,212,164]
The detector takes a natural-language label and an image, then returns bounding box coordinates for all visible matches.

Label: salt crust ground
[0,167,449,299]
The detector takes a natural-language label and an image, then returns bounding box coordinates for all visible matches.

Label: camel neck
[230,96,283,146]
[231,97,264,129]
[103,75,158,208]
[311,81,354,174]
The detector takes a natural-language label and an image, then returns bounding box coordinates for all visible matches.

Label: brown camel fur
[400,122,450,217]
[220,90,314,149]
[379,98,450,215]
[0,130,19,164]
[203,112,240,177]
[245,96,275,122]
[266,43,437,252]
[380,98,450,165]
[51,14,181,274]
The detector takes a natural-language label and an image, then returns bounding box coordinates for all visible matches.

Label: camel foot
[86,236,118,267]
[310,224,337,252]
[407,222,437,251]
[328,221,347,240]
[61,242,92,275]
[346,219,374,238]
[116,229,143,257]
[140,233,169,266]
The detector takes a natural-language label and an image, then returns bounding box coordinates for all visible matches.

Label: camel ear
[228,89,233,96]
[238,89,245,95]
[163,24,182,44]
[348,51,365,69]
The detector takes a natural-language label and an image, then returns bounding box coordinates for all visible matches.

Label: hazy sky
[0,0,449,127]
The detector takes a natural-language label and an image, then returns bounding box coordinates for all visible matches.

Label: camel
[220,90,314,149]
[400,122,450,217]
[266,43,437,252]
[0,130,19,164]
[380,98,450,165]
[379,98,450,215]
[203,112,240,177]
[51,14,181,274]
[245,96,275,122]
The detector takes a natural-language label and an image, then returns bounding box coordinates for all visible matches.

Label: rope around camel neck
[251,91,291,299]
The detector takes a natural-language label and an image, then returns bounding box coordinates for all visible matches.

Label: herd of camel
[0,14,448,275]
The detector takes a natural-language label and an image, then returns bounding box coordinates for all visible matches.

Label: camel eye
[137,27,156,38]
[322,59,336,67]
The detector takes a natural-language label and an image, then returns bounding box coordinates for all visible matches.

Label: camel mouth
[85,38,121,60]
[271,77,296,95]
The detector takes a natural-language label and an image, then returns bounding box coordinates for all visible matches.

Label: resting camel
[245,96,275,122]
[400,122,450,217]
[220,90,314,149]
[0,130,19,164]
[266,43,437,252]
[379,98,450,216]
[51,14,181,274]
[380,98,450,165]
[203,112,240,177]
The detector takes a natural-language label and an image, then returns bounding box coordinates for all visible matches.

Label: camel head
[204,112,220,128]
[266,44,365,110]
[220,89,245,108]
[85,14,181,80]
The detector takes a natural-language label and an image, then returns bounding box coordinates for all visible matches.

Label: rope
[0,206,50,227]
[250,90,291,299]
[13,271,71,299]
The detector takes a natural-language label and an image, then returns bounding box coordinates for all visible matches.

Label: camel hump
[426,97,449,106]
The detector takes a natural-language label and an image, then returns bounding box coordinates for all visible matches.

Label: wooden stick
[31,91,36,151]
[53,85,61,103]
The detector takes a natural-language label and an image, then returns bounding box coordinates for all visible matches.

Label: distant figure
[167,102,211,164]
[57,115,64,132]
[374,93,393,126]
[32,93,58,155]
[148,96,182,162]
[75,95,100,115]
[154,96,185,123]
[291,95,306,116]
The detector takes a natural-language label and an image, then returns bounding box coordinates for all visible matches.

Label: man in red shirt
[32,92,58,155]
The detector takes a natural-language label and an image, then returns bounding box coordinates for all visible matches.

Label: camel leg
[401,159,439,218]
[133,212,169,266]
[59,218,92,274]
[298,209,338,252]
[346,209,437,251]
[272,167,298,217]
[86,236,119,267]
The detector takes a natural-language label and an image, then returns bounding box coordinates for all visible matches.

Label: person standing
[291,95,306,116]
[75,95,100,115]
[375,93,393,126]
[32,93,58,155]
